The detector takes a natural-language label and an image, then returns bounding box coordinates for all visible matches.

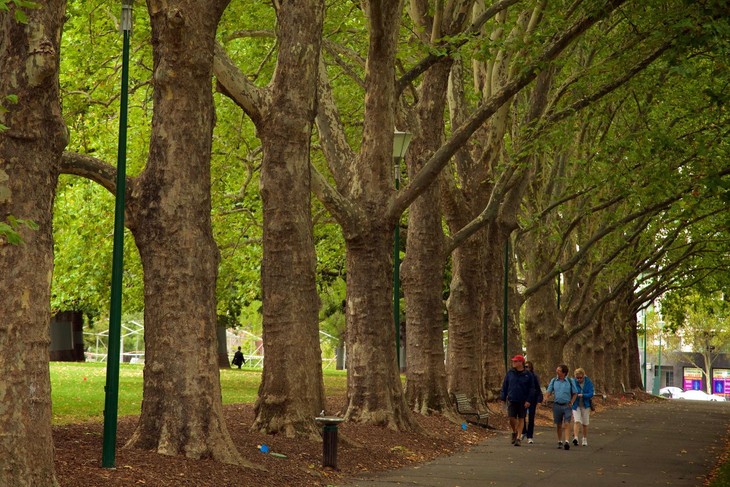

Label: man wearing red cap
[499,354,536,446]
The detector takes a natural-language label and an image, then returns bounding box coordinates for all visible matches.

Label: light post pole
[652,320,664,395]
[502,240,509,372]
[706,344,716,393]
[643,309,647,391]
[102,0,133,469]
[392,130,412,370]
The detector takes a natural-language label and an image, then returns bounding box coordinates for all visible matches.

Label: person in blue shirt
[571,367,594,446]
[499,354,536,447]
[544,363,577,450]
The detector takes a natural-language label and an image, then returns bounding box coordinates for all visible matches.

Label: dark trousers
[525,404,537,438]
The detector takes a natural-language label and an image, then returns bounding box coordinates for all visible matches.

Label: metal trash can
[314,416,344,469]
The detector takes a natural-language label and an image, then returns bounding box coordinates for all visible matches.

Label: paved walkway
[344,400,730,486]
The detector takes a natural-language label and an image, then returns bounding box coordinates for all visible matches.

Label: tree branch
[389,0,628,221]
[213,42,269,124]
[60,151,120,195]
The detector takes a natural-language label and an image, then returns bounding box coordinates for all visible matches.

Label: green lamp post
[102,0,133,469]
[392,130,412,370]
[503,240,509,372]
[652,321,664,395]
[643,309,647,391]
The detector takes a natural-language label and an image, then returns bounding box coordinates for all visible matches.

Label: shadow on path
[343,400,730,487]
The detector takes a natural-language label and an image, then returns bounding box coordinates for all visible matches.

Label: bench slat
[453,393,489,421]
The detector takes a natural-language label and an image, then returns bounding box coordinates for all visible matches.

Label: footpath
[344,399,730,487]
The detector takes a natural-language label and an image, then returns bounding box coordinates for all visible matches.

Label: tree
[512,0,730,390]
[53,0,151,323]
[61,0,249,464]
[412,0,632,400]
[0,1,67,484]
[398,0,477,419]
[306,0,630,428]
[661,291,730,394]
[213,0,327,438]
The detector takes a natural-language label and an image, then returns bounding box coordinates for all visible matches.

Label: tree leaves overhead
[53,0,152,320]
[52,0,729,343]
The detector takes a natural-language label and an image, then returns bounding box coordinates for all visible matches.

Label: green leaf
[14,8,27,23]
[17,218,39,231]
[0,222,23,245]
[15,0,40,9]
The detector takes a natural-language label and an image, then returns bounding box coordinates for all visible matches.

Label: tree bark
[343,229,416,430]
[445,238,486,404]
[401,59,454,417]
[0,2,67,485]
[480,224,514,398]
[522,270,565,376]
[627,317,643,389]
[124,0,246,465]
[309,0,418,430]
[252,0,326,438]
[217,323,231,368]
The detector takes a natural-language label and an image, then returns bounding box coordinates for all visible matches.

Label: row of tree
[1,0,728,484]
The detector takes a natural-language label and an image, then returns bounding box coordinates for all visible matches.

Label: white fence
[85,322,342,369]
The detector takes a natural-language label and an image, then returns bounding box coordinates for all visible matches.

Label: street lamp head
[392,131,412,159]
[121,0,134,33]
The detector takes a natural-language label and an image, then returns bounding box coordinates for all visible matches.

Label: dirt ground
[53,394,644,486]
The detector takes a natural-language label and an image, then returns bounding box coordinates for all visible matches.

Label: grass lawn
[50,362,347,425]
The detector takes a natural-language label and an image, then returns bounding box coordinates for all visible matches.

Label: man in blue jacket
[500,354,535,447]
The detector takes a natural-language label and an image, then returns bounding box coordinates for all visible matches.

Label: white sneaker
[557,441,563,449]
[582,438,588,446]
[528,438,534,444]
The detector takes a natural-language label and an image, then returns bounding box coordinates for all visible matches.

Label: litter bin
[314,416,344,469]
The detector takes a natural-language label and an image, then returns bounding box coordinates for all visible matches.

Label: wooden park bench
[453,393,489,428]
[620,382,636,399]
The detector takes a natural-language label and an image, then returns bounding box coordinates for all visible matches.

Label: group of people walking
[499,354,595,449]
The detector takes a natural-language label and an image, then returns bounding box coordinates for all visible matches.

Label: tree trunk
[627,315,643,390]
[217,323,231,368]
[604,305,623,392]
[402,199,451,414]
[344,229,416,430]
[253,0,326,436]
[311,0,418,431]
[480,225,513,398]
[0,2,66,485]
[125,0,245,465]
[401,60,454,417]
[523,277,565,377]
[445,238,486,404]
[596,297,634,392]
[592,316,607,392]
